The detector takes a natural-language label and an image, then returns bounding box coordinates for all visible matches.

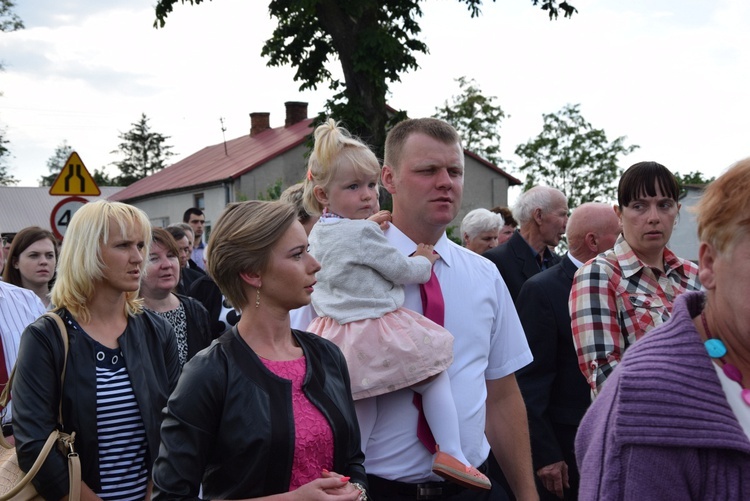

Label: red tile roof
[110,116,521,202]
[110,118,315,202]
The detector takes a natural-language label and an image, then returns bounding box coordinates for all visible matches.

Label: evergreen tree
[111,113,175,185]
[39,141,73,186]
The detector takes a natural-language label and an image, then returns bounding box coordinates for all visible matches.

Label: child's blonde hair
[302,119,381,216]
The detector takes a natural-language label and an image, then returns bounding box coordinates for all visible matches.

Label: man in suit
[515,202,621,500]
[483,186,568,302]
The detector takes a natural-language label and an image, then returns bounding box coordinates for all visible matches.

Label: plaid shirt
[569,235,701,394]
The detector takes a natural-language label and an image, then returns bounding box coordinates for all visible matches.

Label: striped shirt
[0,281,46,424]
[94,342,149,500]
[569,234,701,394]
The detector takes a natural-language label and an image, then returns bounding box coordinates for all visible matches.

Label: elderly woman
[152,200,367,500]
[13,201,179,500]
[576,158,750,499]
[140,227,211,368]
[570,161,701,393]
[3,226,58,308]
[460,208,504,254]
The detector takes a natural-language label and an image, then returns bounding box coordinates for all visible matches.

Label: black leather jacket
[13,309,180,500]
[152,328,367,500]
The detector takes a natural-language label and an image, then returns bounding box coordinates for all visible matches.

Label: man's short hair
[183,207,204,223]
[513,186,562,225]
[384,118,461,170]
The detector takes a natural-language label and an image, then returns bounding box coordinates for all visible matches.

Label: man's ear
[239,271,261,290]
[533,207,544,226]
[381,165,397,195]
[313,185,329,207]
[584,232,598,253]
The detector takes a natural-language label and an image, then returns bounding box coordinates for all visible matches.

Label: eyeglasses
[0,237,6,247]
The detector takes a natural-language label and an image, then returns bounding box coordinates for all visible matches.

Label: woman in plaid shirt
[569,161,701,394]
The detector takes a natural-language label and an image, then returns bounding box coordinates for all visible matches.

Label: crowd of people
[0,115,747,500]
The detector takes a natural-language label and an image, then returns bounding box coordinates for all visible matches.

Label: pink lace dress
[260,356,334,490]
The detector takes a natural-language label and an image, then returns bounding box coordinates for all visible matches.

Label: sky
[1,0,748,192]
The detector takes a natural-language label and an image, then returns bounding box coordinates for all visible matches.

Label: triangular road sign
[49,152,101,196]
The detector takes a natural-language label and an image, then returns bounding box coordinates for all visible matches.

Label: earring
[255,287,261,308]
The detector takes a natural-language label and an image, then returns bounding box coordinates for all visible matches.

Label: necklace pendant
[723,363,744,384]
[705,338,727,358]
[742,389,750,407]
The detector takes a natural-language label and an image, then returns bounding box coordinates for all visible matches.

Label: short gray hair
[460,208,504,240]
[513,186,563,225]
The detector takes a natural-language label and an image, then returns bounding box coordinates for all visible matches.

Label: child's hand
[413,243,439,265]
[368,210,392,230]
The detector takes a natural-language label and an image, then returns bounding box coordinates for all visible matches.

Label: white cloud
[1,0,748,188]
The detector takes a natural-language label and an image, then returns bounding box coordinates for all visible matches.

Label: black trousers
[367,460,510,501]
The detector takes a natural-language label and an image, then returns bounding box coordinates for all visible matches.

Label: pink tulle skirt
[307,307,454,400]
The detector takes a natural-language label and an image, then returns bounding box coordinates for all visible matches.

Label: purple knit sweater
[576,291,750,500]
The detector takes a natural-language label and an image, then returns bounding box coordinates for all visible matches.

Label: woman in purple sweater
[576,158,750,500]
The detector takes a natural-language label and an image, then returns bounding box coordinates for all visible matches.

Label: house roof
[110,116,522,203]
[110,118,315,202]
[0,186,124,234]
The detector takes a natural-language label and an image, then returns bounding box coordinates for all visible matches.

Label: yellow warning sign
[49,152,101,196]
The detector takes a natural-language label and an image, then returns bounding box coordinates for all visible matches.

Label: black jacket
[175,294,212,362]
[13,309,180,500]
[483,230,561,303]
[152,328,367,500]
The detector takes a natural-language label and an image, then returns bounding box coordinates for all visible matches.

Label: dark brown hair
[2,226,58,287]
[617,161,679,208]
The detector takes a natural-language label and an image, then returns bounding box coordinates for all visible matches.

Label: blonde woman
[13,200,180,501]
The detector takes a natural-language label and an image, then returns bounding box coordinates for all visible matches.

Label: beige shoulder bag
[0,312,81,500]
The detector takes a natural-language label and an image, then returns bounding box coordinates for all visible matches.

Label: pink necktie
[414,259,444,454]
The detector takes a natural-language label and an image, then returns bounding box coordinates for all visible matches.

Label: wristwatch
[351,482,368,501]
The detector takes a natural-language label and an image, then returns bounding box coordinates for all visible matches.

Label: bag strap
[0,311,80,501]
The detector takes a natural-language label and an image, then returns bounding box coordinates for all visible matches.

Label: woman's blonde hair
[696,158,750,255]
[302,119,380,216]
[207,200,297,310]
[51,200,151,323]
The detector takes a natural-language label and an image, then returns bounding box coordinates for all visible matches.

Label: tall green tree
[0,0,23,185]
[153,0,576,157]
[111,113,175,186]
[0,130,17,185]
[39,141,74,186]
[515,103,639,209]
[0,0,23,32]
[434,76,508,166]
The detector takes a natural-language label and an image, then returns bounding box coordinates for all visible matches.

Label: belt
[368,459,488,500]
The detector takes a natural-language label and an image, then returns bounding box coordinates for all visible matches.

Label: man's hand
[537,460,569,499]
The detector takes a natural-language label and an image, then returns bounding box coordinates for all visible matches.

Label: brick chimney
[250,112,270,136]
[284,101,308,127]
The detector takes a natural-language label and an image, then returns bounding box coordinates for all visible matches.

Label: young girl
[302,119,491,491]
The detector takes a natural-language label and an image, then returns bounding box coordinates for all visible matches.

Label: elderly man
[365,118,536,500]
[483,186,568,302]
[515,203,621,500]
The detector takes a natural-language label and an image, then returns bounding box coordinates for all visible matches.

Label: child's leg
[412,371,469,465]
[354,397,377,454]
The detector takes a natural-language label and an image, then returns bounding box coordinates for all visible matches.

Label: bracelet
[351,481,368,501]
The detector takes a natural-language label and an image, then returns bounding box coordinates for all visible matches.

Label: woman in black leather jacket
[13,200,180,501]
[140,227,211,367]
[152,201,368,501]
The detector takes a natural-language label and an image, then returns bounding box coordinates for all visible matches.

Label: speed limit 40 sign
[50,196,88,240]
